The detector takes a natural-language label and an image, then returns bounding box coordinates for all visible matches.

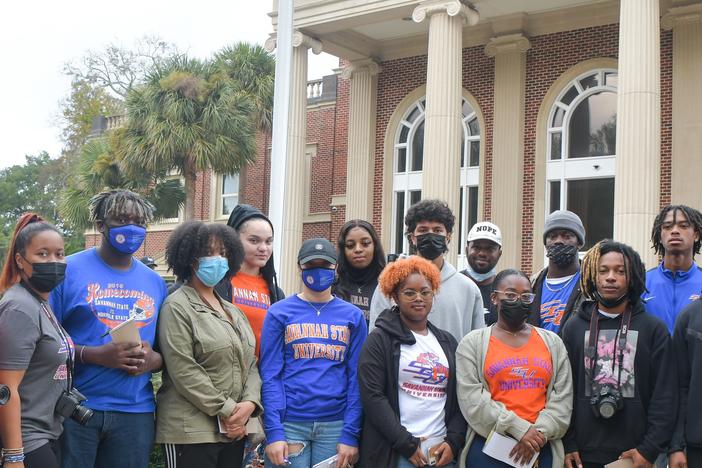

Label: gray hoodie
[369,259,485,342]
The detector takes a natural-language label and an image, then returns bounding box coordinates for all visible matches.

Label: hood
[227,203,274,232]
[577,299,646,322]
[374,307,416,344]
[440,259,457,283]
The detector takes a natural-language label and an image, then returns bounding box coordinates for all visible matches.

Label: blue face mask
[301,267,336,292]
[196,256,229,287]
[107,224,146,254]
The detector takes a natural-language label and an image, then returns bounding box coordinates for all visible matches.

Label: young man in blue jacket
[644,205,702,333]
[260,238,367,468]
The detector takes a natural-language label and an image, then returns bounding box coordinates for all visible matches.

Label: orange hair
[378,256,441,298]
[0,213,48,293]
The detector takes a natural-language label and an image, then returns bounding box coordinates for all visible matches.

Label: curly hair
[580,239,647,306]
[650,204,702,256]
[378,256,441,298]
[404,199,455,235]
[165,221,244,283]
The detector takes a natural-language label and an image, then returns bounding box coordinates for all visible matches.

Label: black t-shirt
[460,269,496,325]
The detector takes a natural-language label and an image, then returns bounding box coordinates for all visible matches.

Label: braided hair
[651,204,702,256]
[580,239,647,306]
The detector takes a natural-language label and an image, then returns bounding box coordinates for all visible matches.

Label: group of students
[0,189,700,468]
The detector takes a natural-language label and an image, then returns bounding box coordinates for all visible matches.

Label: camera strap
[586,305,632,391]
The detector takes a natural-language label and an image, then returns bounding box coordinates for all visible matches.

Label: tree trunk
[183,160,198,221]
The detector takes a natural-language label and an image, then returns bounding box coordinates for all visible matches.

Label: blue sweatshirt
[644,262,702,333]
[260,295,367,446]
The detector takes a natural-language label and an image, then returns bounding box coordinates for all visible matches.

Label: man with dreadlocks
[50,189,168,468]
[644,204,702,334]
[561,240,676,468]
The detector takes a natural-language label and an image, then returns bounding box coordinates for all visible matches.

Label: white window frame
[217,173,240,219]
[159,173,184,224]
[391,97,481,257]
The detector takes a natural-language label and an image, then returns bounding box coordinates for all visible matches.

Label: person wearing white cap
[460,222,502,325]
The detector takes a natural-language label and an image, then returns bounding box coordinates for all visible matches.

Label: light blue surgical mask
[301,267,336,292]
[195,256,229,287]
[467,264,497,283]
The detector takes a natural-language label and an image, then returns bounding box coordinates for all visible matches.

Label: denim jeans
[264,420,344,468]
[60,410,155,468]
[466,434,552,468]
[396,456,455,468]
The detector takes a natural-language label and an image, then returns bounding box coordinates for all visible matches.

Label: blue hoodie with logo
[259,294,367,446]
[644,262,702,333]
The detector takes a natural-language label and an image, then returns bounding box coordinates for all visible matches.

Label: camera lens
[72,405,94,426]
[0,385,10,406]
[599,400,616,419]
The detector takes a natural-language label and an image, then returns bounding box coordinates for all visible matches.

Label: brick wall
[660,29,673,208]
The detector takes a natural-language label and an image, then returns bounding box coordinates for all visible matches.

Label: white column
[613,0,660,268]
[267,31,322,293]
[485,34,530,269]
[413,0,479,264]
[342,59,381,221]
[663,4,702,208]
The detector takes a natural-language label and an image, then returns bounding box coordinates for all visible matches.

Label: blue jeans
[466,435,552,468]
[265,420,344,468]
[61,410,155,468]
[396,457,455,468]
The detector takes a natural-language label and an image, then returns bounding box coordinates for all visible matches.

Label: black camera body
[0,384,9,406]
[55,388,93,425]
[590,384,624,419]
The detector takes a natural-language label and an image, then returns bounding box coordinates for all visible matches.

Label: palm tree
[59,134,185,229]
[121,55,257,220]
[214,42,275,132]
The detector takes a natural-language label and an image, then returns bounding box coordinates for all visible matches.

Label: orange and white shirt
[231,272,271,357]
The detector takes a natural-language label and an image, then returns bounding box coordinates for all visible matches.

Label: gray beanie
[543,210,585,246]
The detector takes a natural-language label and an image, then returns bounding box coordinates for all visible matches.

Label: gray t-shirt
[0,284,70,452]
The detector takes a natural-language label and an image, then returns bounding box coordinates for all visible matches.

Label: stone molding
[662,4,702,30]
[484,33,531,57]
[412,0,479,26]
[264,31,323,54]
[340,58,382,80]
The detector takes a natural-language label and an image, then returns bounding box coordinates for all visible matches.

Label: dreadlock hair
[88,189,155,225]
[650,204,702,256]
[580,239,647,306]
[0,213,62,293]
[165,221,244,283]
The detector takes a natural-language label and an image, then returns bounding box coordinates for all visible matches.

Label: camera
[590,384,623,419]
[55,388,94,425]
[0,384,9,406]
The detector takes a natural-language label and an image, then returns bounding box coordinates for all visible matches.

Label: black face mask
[499,299,531,330]
[546,244,579,267]
[593,291,628,309]
[26,262,67,293]
[415,233,448,260]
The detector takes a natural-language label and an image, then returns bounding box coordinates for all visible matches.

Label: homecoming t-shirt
[398,330,449,439]
[50,248,167,413]
[539,272,580,333]
[230,272,271,357]
[483,328,552,423]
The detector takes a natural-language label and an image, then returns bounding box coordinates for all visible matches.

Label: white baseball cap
[466,222,502,247]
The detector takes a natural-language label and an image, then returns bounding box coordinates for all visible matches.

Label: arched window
[392,97,481,257]
[546,69,617,250]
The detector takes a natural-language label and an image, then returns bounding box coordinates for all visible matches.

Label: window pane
[397,147,407,173]
[468,186,478,231]
[394,192,405,254]
[605,72,618,87]
[222,195,238,216]
[411,121,424,171]
[222,174,239,195]
[552,107,566,127]
[560,86,579,105]
[406,106,421,123]
[461,134,466,167]
[549,181,561,214]
[579,74,598,90]
[568,91,617,158]
[566,178,614,250]
[462,100,474,116]
[399,124,410,143]
[468,117,480,136]
[410,190,422,206]
[459,186,465,243]
[550,132,562,160]
[469,141,480,167]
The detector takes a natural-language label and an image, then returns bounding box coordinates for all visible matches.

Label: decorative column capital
[340,59,382,80]
[662,4,702,30]
[292,30,323,54]
[412,0,479,26]
[484,33,531,57]
[264,33,277,52]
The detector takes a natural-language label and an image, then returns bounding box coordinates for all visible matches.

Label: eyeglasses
[494,291,536,304]
[400,289,434,300]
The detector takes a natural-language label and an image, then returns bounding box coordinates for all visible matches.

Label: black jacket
[357,307,466,467]
[528,267,584,334]
[671,299,702,452]
[561,300,677,464]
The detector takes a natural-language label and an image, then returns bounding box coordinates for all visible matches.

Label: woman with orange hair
[0,214,71,468]
[357,256,466,468]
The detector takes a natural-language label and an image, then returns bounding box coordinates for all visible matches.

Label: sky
[0,0,338,170]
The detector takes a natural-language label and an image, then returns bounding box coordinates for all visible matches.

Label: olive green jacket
[155,285,262,444]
